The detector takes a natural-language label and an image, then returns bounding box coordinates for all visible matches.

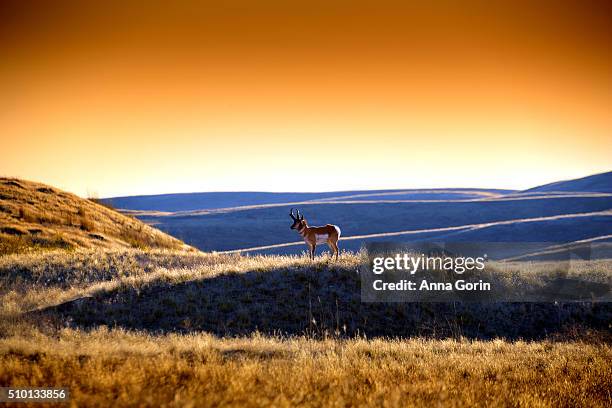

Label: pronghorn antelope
[289,208,341,260]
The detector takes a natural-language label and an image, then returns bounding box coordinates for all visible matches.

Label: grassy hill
[0,178,189,255]
[9,250,606,338]
[3,247,610,340]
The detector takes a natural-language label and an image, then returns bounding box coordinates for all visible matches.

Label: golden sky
[1,1,610,197]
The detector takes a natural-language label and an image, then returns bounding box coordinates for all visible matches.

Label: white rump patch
[315,234,329,244]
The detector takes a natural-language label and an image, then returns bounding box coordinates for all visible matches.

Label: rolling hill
[102,172,612,257]
[523,170,612,194]
[0,178,189,254]
[105,188,512,212]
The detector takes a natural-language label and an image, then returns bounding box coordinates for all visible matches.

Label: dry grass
[1,249,610,338]
[1,248,610,406]
[0,178,188,254]
[0,326,610,407]
[0,248,237,316]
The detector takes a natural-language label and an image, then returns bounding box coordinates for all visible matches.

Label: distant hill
[523,171,612,194]
[104,188,512,212]
[0,178,189,254]
[134,195,610,254]
[99,171,611,255]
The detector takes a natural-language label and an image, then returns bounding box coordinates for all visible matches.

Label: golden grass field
[1,247,611,407]
[1,326,610,407]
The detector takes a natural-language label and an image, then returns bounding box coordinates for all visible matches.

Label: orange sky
[1,1,610,197]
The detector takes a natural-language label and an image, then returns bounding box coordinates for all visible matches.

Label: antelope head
[289,208,304,230]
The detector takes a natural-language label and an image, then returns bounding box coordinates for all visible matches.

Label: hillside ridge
[0,178,190,254]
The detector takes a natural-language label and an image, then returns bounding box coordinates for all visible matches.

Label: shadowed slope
[28,253,611,340]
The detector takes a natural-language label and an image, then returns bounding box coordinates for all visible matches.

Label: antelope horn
[297,209,303,220]
[289,208,296,220]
